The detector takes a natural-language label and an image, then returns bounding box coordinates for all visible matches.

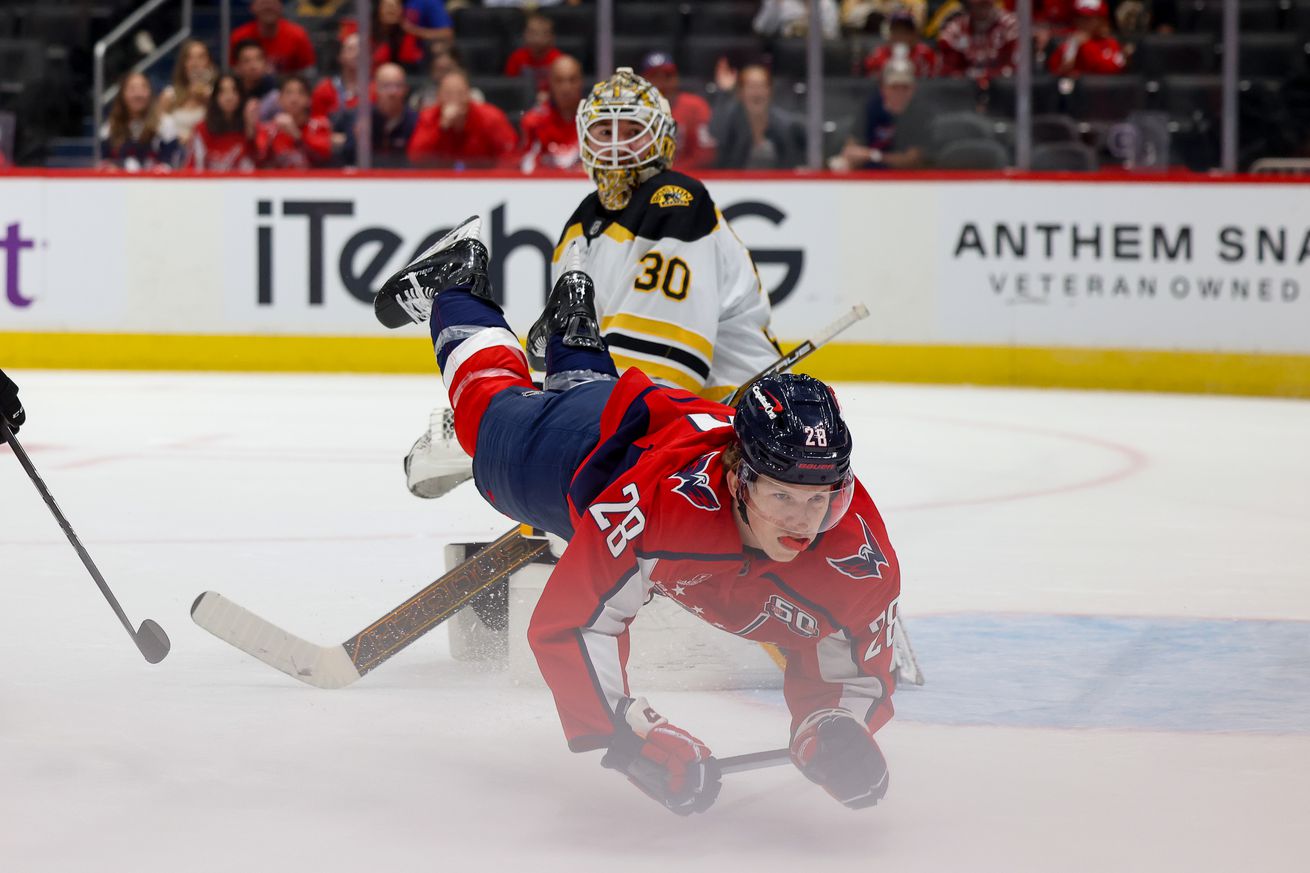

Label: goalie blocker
[375,216,903,815]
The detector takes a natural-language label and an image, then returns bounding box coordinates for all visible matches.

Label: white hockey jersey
[550,170,780,401]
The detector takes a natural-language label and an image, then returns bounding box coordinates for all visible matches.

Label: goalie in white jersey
[404,67,781,498]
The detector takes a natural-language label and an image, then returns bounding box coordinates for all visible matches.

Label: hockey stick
[719,747,791,775]
[191,527,549,688]
[1,421,170,663]
[723,303,869,407]
[192,306,877,687]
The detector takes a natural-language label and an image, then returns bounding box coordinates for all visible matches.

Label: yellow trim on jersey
[601,312,715,361]
[552,222,584,264]
[700,384,737,403]
[603,223,635,244]
[610,352,704,394]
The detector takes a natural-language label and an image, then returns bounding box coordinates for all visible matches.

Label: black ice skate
[374,215,493,328]
[526,242,605,371]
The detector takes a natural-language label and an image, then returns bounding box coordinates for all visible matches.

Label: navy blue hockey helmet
[733,373,852,486]
[731,374,856,541]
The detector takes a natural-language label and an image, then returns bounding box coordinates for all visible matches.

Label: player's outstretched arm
[791,708,889,810]
[601,697,721,816]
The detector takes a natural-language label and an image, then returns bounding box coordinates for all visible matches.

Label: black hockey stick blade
[135,618,171,664]
[718,748,791,775]
[2,420,170,664]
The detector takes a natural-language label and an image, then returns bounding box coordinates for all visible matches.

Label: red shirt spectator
[229,0,316,75]
[1048,0,1127,76]
[370,0,425,72]
[409,71,518,168]
[864,43,939,79]
[504,13,561,94]
[255,77,333,168]
[938,0,1020,83]
[520,55,583,171]
[311,32,360,118]
[185,73,256,171]
[188,125,256,171]
[863,11,939,79]
[640,53,717,171]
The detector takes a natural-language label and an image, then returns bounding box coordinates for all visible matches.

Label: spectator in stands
[712,63,806,170]
[640,52,717,171]
[337,62,419,168]
[519,54,583,172]
[229,0,316,76]
[312,31,360,119]
[408,69,518,168]
[410,43,479,111]
[753,0,840,39]
[832,58,926,170]
[402,0,454,44]
[159,39,216,146]
[484,0,583,6]
[233,39,282,122]
[863,11,938,78]
[100,72,179,172]
[296,0,349,16]
[255,75,333,168]
[185,74,257,172]
[840,1,927,32]
[1048,0,1127,76]
[937,0,1020,85]
[369,0,425,72]
[504,13,562,95]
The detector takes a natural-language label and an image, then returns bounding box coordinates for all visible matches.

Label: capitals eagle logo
[670,451,721,511]
[826,514,890,580]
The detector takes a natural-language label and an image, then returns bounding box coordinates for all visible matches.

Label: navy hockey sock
[431,288,512,371]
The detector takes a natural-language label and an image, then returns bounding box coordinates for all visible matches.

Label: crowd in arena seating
[0,0,1305,172]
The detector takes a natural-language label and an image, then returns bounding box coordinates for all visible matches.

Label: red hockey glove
[791,708,889,809]
[601,697,722,816]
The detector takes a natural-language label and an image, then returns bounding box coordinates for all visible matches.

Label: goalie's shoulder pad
[619,170,719,244]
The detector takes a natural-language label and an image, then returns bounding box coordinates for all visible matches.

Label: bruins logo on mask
[650,185,694,208]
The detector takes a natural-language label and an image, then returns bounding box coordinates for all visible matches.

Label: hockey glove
[0,368,24,437]
[791,708,889,810]
[601,696,722,816]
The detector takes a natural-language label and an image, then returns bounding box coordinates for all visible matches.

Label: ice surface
[2,371,1307,872]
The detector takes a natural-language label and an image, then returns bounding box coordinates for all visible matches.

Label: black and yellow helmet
[575,67,677,210]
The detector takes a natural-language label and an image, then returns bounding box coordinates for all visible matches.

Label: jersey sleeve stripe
[603,222,635,244]
[601,312,714,361]
[609,351,705,394]
[552,222,584,264]
[605,332,711,381]
[699,384,737,403]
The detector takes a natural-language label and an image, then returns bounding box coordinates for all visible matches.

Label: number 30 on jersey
[589,483,646,557]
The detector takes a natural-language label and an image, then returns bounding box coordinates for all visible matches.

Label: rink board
[2,171,1308,396]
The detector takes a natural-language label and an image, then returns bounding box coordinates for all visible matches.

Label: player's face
[734,472,833,562]
[587,118,652,152]
[215,77,240,115]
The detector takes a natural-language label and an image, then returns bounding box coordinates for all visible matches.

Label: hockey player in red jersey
[375,217,900,816]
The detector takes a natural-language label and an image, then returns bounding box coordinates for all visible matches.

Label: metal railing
[93,0,193,165]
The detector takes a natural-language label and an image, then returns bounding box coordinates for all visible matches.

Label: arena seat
[1130,33,1218,77]
[1031,141,1098,171]
[685,2,758,37]
[935,137,1009,170]
[615,2,683,39]
[1069,75,1148,122]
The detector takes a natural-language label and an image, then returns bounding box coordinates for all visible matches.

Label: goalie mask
[731,374,856,549]
[577,67,677,210]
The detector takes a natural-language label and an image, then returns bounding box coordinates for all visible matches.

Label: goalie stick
[2,420,170,663]
[192,526,548,688]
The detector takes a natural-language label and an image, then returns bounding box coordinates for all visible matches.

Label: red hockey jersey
[528,369,902,752]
